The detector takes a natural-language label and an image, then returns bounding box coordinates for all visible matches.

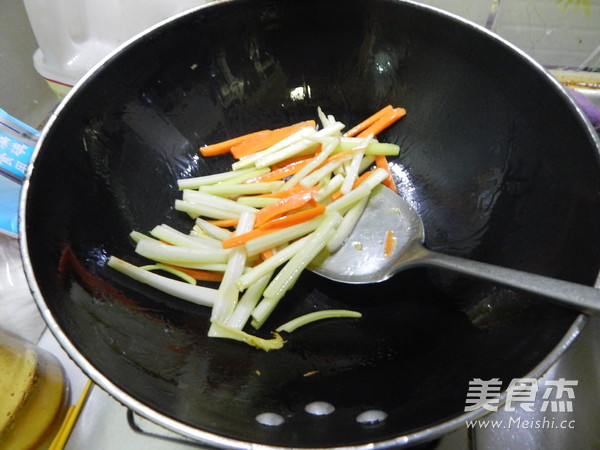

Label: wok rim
[18,0,600,448]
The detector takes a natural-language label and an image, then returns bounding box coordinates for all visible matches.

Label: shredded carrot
[271,154,317,170]
[230,120,316,159]
[253,188,317,227]
[330,191,343,201]
[358,107,406,138]
[374,155,397,192]
[258,204,326,230]
[221,227,279,249]
[384,230,397,258]
[251,186,307,199]
[161,263,224,282]
[206,218,239,228]
[199,130,268,157]
[261,249,275,260]
[343,105,393,137]
[244,157,315,183]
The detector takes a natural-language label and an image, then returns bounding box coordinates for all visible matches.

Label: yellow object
[49,379,93,450]
[0,329,70,449]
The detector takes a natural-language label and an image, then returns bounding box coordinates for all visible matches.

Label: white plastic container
[23,0,209,97]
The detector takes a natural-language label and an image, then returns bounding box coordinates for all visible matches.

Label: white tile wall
[417,0,600,70]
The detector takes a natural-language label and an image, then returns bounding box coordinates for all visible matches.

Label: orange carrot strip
[252,186,307,199]
[384,230,397,257]
[206,218,239,228]
[244,157,315,183]
[258,204,326,230]
[358,107,406,138]
[330,191,343,201]
[254,187,317,227]
[261,249,275,260]
[374,155,398,192]
[221,228,279,249]
[230,120,316,159]
[271,154,317,170]
[199,130,268,157]
[161,263,224,282]
[343,105,393,137]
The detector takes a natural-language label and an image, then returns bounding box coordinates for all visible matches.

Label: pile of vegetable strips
[108,105,406,350]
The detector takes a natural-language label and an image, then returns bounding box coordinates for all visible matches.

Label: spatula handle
[421,250,600,314]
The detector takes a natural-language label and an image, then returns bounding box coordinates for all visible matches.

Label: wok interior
[22,0,600,447]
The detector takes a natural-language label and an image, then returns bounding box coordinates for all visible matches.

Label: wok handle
[420,250,600,314]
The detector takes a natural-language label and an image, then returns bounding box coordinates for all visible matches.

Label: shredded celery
[209,322,285,351]
[175,199,241,220]
[276,310,362,333]
[244,216,324,256]
[236,235,311,290]
[199,181,284,197]
[194,218,232,241]
[150,224,222,249]
[107,256,217,307]
[327,194,369,253]
[140,263,197,285]
[182,190,258,215]
[210,211,255,325]
[135,239,230,264]
[107,107,404,350]
[177,167,260,190]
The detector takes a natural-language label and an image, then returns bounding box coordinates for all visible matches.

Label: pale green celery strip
[363,168,391,189]
[244,215,324,256]
[276,310,362,333]
[236,196,279,208]
[175,199,240,220]
[325,168,388,214]
[211,211,255,324]
[262,214,340,298]
[135,239,230,264]
[226,271,273,330]
[231,126,316,170]
[313,121,345,137]
[182,190,257,214]
[107,256,217,307]
[358,155,375,173]
[217,167,270,185]
[280,137,339,191]
[207,322,284,351]
[327,194,369,253]
[236,235,310,290]
[194,218,232,241]
[169,262,229,271]
[338,139,400,156]
[315,173,345,203]
[254,139,319,169]
[251,214,340,328]
[340,137,371,194]
[251,226,337,329]
[199,181,284,197]
[299,156,350,188]
[177,167,259,190]
[140,264,197,285]
[317,106,331,128]
[150,224,221,249]
[129,230,156,243]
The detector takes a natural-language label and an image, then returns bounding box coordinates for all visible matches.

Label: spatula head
[310,187,425,283]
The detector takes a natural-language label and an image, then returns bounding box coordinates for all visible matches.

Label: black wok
[20,0,600,447]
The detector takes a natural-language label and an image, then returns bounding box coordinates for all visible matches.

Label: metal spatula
[311,186,600,314]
